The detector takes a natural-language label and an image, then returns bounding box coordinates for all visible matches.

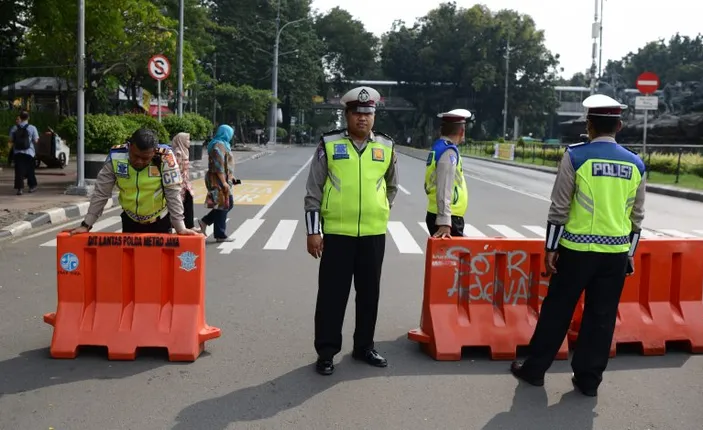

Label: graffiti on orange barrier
[432,246,549,305]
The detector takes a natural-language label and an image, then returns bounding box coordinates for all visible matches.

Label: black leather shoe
[510,361,545,386]
[571,374,597,397]
[315,358,334,376]
[352,349,388,367]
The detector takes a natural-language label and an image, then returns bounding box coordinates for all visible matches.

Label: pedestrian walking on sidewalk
[303,86,399,376]
[198,124,236,242]
[70,128,199,236]
[172,132,195,229]
[510,94,647,397]
[424,109,473,238]
[9,111,39,195]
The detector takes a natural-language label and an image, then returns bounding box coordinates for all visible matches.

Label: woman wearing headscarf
[198,124,235,242]
[172,132,195,229]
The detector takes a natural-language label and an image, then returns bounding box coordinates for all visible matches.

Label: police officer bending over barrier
[424,109,472,238]
[303,86,399,376]
[510,94,646,397]
[71,128,198,236]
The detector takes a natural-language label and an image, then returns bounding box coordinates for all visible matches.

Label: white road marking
[40,216,122,247]
[264,220,298,250]
[659,229,696,238]
[640,229,657,238]
[523,225,546,237]
[463,224,487,237]
[464,172,552,202]
[387,221,423,254]
[218,218,265,253]
[419,222,430,235]
[252,155,313,220]
[398,184,411,195]
[488,224,526,238]
[693,230,703,236]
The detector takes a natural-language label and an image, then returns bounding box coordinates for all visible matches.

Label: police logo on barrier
[178,251,199,272]
[333,143,349,160]
[371,147,385,162]
[59,252,79,272]
[116,161,129,178]
[148,165,161,177]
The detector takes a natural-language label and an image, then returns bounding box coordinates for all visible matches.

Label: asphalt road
[0,146,701,430]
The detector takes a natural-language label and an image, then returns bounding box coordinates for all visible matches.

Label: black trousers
[183,190,194,229]
[14,153,37,190]
[426,212,465,236]
[520,246,628,390]
[314,233,386,359]
[120,212,172,234]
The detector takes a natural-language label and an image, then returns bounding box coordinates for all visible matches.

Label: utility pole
[177,0,184,116]
[598,0,604,79]
[71,0,87,194]
[212,55,217,127]
[502,36,510,139]
[589,0,599,94]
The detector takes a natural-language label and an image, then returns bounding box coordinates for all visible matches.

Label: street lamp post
[267,1,305,144]
[502,37,510,139]
[177,0,184,117]
[72,0,87,194]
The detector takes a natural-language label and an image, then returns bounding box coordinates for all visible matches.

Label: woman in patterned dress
[172,132,195,229]
[198,124,235,242]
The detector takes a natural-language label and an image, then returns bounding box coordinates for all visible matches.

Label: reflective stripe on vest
[110,150,167,224]
[424,139,468,217]
[320,135,392,236]
[559,141,645,253]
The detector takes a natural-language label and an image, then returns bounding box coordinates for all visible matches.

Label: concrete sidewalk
[0,144,274,238]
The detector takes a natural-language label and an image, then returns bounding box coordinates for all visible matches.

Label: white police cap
[583,94,628,118]
[437,108,474,123]
[340,86,381,113]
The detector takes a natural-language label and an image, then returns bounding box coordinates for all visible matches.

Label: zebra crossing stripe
[39,216,122,247]
[522,225,546,237]
[488,224,525,238]
[463,224,486,237]
[659,229,694,238]
[264,220,298,250]
[694,230,703,236]
[418,222,430,236]
[218,218,265,254]
[387,221,423,254]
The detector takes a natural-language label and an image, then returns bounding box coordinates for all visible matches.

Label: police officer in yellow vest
[424,109,472,238]
[70,128,199,236]
[511,94,646,397]
[303,86,399,375]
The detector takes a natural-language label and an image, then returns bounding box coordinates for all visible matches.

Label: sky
[310,0,703,82]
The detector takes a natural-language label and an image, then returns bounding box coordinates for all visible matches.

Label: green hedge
[57,113,214,153]
[468,142,703,178]
[1,134,10,160]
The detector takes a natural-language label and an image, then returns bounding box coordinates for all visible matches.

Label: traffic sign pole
[636,71,660,157]
[148,54,171,125]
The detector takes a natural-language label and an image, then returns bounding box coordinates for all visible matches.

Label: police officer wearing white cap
[511,94,646,397]
[424,109,473,237]
[303,86,399,375]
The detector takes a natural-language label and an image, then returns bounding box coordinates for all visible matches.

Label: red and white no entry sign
[636,71,659,95]
[148,54,171,81]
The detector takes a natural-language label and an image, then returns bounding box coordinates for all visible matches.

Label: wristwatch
[80,221,92,231]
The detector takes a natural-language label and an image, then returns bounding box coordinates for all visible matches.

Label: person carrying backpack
[9,111,39,195]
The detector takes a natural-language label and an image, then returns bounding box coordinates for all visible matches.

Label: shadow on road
[0,346,194,398]
[171,335,690,430]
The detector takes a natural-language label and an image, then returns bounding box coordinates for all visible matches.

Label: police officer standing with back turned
[424,109,472,238]
[303,86,399,376]
[70,128,199,236]
[510,94,646,397]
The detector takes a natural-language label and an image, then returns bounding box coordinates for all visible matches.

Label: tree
[380,2,561,141]
[0,0,32,105]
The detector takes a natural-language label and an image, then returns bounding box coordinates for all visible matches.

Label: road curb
[395,145,703,203]
[0,148,275,240]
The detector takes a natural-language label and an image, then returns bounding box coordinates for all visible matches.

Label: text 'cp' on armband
[305,211,321,235]
[545,222,565,252]
[628,231,641,257]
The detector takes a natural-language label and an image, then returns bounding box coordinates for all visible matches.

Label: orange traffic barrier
[44,232,221,361]
[568,238,703,357]
[408,237,568,361]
